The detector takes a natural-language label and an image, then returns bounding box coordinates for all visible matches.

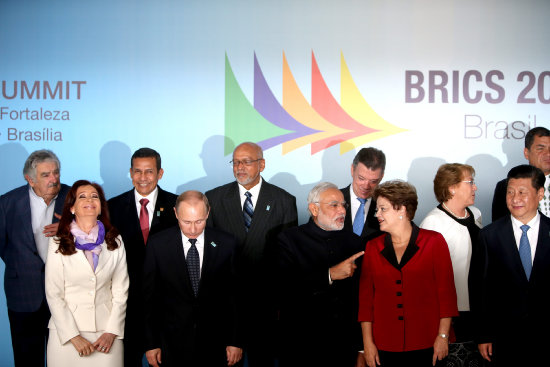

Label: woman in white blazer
[45,180,129,367]
[420,164,483,364]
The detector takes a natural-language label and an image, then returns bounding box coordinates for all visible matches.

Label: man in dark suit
[470,164,550,366]
[205,142,297,366]
[108,147,177,367]
[276,182,365,367]
[0,149,69,367]
[143,191,242,367]
[340,147,385,242]
[492,127,550,221]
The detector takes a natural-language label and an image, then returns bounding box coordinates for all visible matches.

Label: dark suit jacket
[205,180,297,284]
[469,214,550,364]
[340,185,381,242]
[143,226,240,367]
[491,178,508,222]
[276,219,364,366]
[108,187,177,299]
[0,184,69,312]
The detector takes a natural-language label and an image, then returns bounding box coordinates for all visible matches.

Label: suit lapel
[125,190,144,244]
[18,190,35,250]
[499,218,529,283]
[200,230,217,290]
[222,183,247,240]
[151,187,169,229]
[341,186,353,230]
[95,242,112,274]
[531,216,550,281]
[249,181,274,235]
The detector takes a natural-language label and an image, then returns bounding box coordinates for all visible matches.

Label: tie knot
[520,224,530,234]
[140,198,149,207]
[245,191,252,198]
[189,238,197,246]
[357,198,367,205]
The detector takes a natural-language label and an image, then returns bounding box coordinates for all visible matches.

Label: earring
[71,211,75,215]
[451,191,455,195]
[399,215,403,220]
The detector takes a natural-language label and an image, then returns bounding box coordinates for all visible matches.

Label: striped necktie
[243,191,254,231]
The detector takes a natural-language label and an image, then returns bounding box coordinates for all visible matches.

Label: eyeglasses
[314,201,349,210]
[461,180,476,186]
[230,159,263,167]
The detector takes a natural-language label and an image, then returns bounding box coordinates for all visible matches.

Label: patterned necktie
[139,198,150,244]
[187,238,200,296]
[519,224,532,280]
[352,198,366,236]
[540,176,550,217]
[243,191,254,231]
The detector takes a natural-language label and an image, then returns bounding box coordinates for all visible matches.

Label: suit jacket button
[395,280,402,284]
[398,316,404,320]
[397,304,403,308]
[396,292,402,296]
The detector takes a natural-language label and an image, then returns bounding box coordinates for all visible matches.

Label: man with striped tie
[206,142,297,367]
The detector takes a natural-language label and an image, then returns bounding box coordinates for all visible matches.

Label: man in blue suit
[0,150,69,367]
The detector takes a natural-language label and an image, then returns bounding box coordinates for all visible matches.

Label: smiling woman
[45,180,129,367]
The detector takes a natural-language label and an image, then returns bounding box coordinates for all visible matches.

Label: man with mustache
[276,182,365,367]
[0,149,69,367]
[341,147,385,242]
[206,142,297,366]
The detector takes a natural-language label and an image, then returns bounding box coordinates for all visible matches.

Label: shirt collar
[238,176,262,198]
[134,186,159,206]
[511,211,540,230]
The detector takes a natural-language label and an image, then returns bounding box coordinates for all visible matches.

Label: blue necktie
[353,198,366,236]
[186,238,200,296]
[519,224,532,280]
[243,191,254,232]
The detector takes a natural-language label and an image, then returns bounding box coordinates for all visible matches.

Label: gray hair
[307,182,338,216]
[23,150,61,180]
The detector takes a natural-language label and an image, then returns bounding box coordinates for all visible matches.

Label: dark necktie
[243,191,254,231]
[187,238,200,296]
[353,198,366,236]
[139,198,150,244]
[519,224,532,280]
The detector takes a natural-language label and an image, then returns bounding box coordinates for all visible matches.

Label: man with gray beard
[276,182,366,367]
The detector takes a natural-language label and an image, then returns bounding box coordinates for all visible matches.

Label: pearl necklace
[442,202,469,219]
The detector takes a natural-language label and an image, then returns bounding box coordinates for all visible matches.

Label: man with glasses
[276,182,365,367]
[341,147,386,242]
[206,142,297,367]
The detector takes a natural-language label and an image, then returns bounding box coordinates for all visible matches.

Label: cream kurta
[45,236,129,366]
[420,206,482,311]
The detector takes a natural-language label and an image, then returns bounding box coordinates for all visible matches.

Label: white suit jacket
[45,236,129,344]
[420,206,482,311]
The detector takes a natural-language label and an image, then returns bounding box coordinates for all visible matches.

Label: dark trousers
[7,300,50,367]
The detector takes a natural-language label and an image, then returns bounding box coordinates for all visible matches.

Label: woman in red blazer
[359,180,458,367]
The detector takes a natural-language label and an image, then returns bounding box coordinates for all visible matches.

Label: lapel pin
[211,242,217,247]
[266,205,270,211]
[156,211,161,217]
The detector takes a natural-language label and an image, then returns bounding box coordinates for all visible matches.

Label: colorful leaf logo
[225,52,405,155]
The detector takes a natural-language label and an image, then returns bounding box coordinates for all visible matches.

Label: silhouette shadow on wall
[99,141,133,199]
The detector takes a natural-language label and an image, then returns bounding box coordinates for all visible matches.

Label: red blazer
[358,225,458,352]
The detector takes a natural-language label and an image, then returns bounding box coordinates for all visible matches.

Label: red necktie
[140,198,150,244]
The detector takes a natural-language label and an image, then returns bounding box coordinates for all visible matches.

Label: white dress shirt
[29,186,58,262]
[349,186,372,225]
[238,177,262,209]
[511,213,540,263]
[134,186,159,227]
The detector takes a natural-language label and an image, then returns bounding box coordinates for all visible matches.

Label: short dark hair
[507,164,545,191]
[525,127,550,149]
[374,180,418,220]
[352,147,386,173]
[131,148,161,170]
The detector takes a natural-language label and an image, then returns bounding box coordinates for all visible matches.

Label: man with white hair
[0,149,69,367]
[276,182,366,367]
